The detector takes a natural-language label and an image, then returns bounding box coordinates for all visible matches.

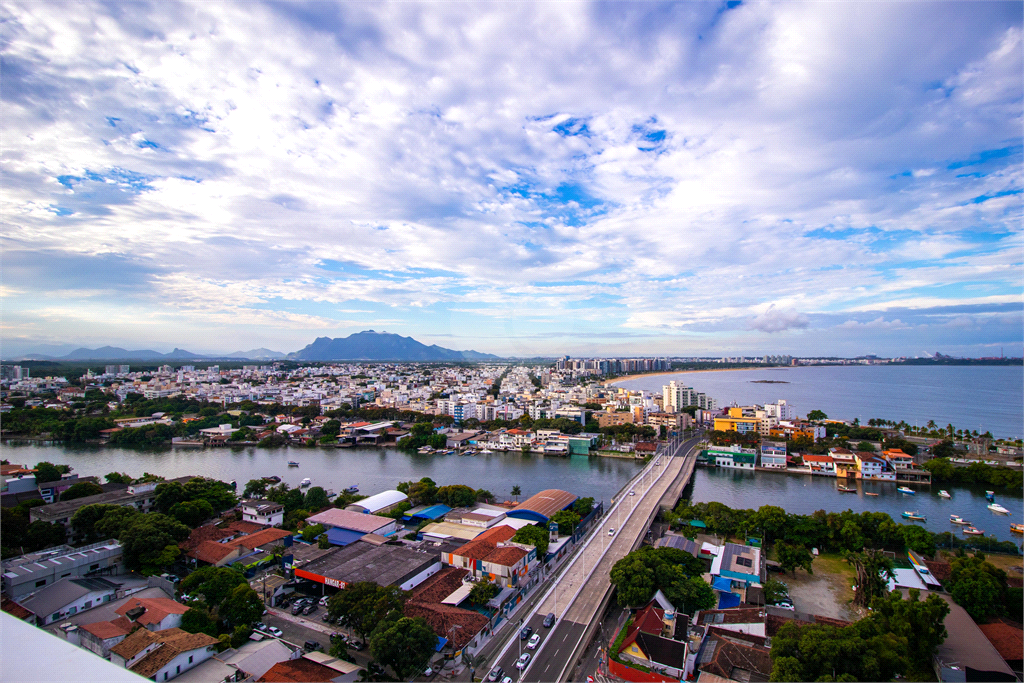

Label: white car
[608,528,615,536]
[267,626,283,637]
[527,633,541,650]
[515,653,531,670]
[319,596,330,607]
[628,490,635,496]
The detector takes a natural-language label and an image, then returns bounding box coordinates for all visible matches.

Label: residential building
[617,600,689,678]
[710,543,764,590]
[109,627,219,681]
[596,411,634,428]
[881,448,915,470]
[704,445,757,470]
[304,507,397,546]
[441,525,535,588]
[713,409,761,435]
[240,499,284,527]
[801,453,836,475]
[854,452,894,481]
[759,441,787,469]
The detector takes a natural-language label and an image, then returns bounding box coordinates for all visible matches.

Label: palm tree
[511,485,521,502]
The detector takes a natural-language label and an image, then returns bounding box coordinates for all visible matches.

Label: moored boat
[985,490,995,501]
[287,461,299,467]
[837,486,856,493]
[897,487,915,495]
[864,492,880,496]
[962,526,984,536]
[300,478,311,487]
[263,475,282,483]
[902,510,926,521]
[343,485,359,494]
[938,490,951,498]
[988,503,1010,514]
[950,515,971,525]
[1010,523,1024,534]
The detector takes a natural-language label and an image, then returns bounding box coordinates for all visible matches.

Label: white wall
[398,562,442,591]
[154,646,216,681]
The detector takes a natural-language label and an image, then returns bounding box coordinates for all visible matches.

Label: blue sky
[1,1,1021,358]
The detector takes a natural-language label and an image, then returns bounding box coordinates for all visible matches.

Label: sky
[1,1,1022,359]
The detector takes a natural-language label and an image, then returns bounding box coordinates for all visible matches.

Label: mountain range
[288,331,500,361]
[8,332,498,362]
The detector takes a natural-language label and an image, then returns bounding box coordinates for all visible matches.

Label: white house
[109,627,219,681]
[240,499,284,527]
[19,577,121,626]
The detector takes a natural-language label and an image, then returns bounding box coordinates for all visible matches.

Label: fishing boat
[985,490,995,501]
[962,526,984,536]
[287,461,299,467]
[1010,523,1024,534]
[902,510,926,521]
[300,478,312,487]
[864,492,880,496]
[263,475,282,483]
[950,515,971,525]
[897,487,915,495]
[938,490,951,499]
[480,448,493,454]
[837,486,856,493]
[988,503,1010,514]
[418,446,434,454]
[343,485,359,494]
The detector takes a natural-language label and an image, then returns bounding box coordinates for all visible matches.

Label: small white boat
[962,526,984,536]
[938,490,951,498]
[300,478,311,487]
[902,510,926,521]
[897,487,915,495]
[480,448,493,454]
[950,515,971,525]
[988,503,1010,514]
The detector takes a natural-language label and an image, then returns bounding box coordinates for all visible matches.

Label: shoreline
[608,367,755,385]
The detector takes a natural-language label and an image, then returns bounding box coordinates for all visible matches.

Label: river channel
[687,466,1024,547]
[0,442,644,507]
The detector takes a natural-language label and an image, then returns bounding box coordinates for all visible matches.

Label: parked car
[267,626,283,637]
[254,622,267,631]
[608,528,615,536]
[291,602,305,615]
[423,667,433,677]
[515,653,531,671]
[543,613,556,628]
[520,625,533,640]
[303,604,317,615]
[304,640,322,652]
[322,613,333,622]
[500,678,513,683]
[527,634,541,650]
[319,596,330,607]
[349,640,364,651]
[486,667,504,682]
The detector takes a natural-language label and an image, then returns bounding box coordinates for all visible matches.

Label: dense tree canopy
[369,616,437,680]
[328,582,408,642]
[511,524,549,558]
[59,481,104,501]
[436,484,476,508]
[181,567,249,606]
[117,513,190,571]
[219,584,264,627]
[946,554,1007,622]
[609,546,709,612]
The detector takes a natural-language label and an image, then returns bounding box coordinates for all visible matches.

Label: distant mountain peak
[289,331,500,361]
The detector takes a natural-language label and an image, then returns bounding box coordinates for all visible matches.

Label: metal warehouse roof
[344,490,408,514]
[505,489,577,523]
[404,504,452,522]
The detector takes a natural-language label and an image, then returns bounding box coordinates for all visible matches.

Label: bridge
[486,436,701,683]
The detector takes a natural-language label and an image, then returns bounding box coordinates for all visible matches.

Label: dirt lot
[777,554,866,622]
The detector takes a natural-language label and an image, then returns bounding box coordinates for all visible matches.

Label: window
[61,572,71,578]
[164,673,168,681]
[68,606,77,615]
[36,579,47,588]
[84,600,92,609]
[188,656,193,664]
[736,557,753,568]
[51,612,61,622]
[176,665,180,674]
[90,563,99,571]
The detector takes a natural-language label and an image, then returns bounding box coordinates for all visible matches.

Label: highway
[486,436,700,683]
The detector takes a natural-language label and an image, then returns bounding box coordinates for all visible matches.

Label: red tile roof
[230,527,291,550]
[455,526,518,562]
[403,602,488,652]
[485,546,528,567]
[410,566,470,604]
[115,597,188,627]
[189,540,242,565]
[81,619,133,640]
[258,658,344,682]
[978,618,1024,662]
[1,597,32,621]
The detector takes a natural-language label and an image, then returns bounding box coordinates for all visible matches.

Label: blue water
[616,365,1024,439]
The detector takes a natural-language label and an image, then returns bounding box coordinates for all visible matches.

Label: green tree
[181,567,249,606]
[93,506,141,539]
[304,487,329,511]
[511,524,549,558]
[609,546,706,608]
[930,440,956,459]
[169,499,215,528]
[327,582,408,643]
[549,510,581,536]
[674,575,717,615]
[511,485,522,502]
[897,524,936,556]
[301,523,326,542]
[180,607,218,637]
[436,484,476,508]
[806,410,827,422]
[33,461,63,484]
[467,580,501,606]
[58,482,104,501]
[847,549,895,608]
[321,419,341,438]
[105,472,133,484]
[856,441,876,452]
[242,479,268,499]
[70,504,123,542]
[763,578,789,604]
[572,497,594,517]
[775,542,814,576]
[25,520,67,550]
[219,584,264,627]
[154,481,189,513]
[117,513,190,571]
[947,555,1007,621]
[368,616,437,680]
[750,505,789,544]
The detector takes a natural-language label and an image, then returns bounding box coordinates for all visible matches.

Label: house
[404,568,490,658]
[186,527,291,567]
[79,617,135,658]
[710,543,764,590]
[114,597,189,631]
[258,653,362,682]
[881,448,915,470]
[109,627,219,681]
[801,453,835,475]
[829,448,858,478]
[854,452,894,481]
[694,629,772,682]
[704,445,757,470]
[618,613,689,679]
[696,607,766,637]
[758,441,787,469]
[978,618,1024,679]
[170,637,297,682]
[19,576,122,626]
[240,499,285,527]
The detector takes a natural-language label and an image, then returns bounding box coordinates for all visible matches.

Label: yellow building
[714,416,761,434]
[597,411,635,428]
